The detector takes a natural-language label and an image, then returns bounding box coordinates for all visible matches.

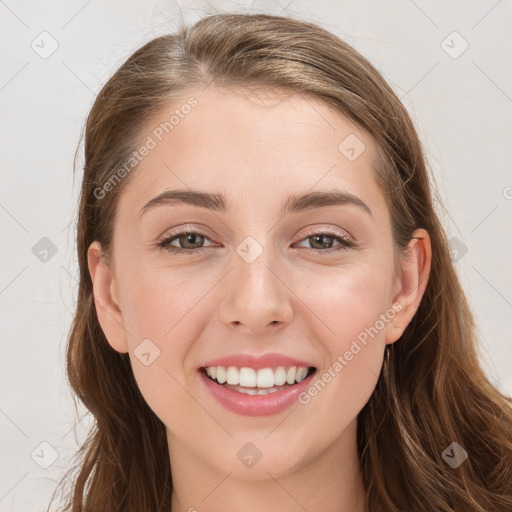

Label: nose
[217,246,293,335]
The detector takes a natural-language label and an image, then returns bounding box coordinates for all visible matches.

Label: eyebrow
[138,189,372,218]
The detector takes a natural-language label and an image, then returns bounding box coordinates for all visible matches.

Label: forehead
[119,85,382,214]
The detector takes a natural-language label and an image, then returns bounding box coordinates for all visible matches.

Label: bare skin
[88,85,431,512]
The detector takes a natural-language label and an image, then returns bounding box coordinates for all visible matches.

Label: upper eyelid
[161,222,352,237]
[160,227,353,248]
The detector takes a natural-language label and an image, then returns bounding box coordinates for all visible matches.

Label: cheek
[295,263,389,418]
[301,259,393,345]
[120,264,208,344]
[116,267,209,421]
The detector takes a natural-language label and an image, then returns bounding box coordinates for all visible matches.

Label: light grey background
[1,1,511,510]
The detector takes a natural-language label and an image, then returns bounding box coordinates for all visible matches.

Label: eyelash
[156,227,355,256]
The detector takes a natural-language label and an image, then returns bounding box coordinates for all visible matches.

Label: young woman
[51,12,512,512]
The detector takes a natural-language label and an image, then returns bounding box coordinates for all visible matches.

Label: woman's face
[90,85,413,480]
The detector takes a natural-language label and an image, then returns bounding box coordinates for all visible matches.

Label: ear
[87,241,129,353]
[385,228,432,344]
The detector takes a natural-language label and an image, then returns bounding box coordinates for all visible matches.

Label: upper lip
[199,352,315,370]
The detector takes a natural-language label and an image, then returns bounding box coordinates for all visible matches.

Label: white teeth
[239,367,256,387]
[216,366,227,384]
[204,365,312,388]
[226,366,239,385]
[223,384,284,395]
[256,368,274,388]
[296,367,308,382]
[274,366,287,386]
[286,366,296,384]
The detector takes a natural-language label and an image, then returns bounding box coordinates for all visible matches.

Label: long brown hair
[49,13,512,512]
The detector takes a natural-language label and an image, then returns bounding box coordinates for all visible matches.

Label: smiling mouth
[200,365,317,395]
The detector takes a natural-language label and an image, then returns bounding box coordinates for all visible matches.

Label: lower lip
[199,369,316,417]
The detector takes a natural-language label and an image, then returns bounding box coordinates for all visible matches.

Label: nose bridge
[235,233,283,299]
[218,232,293,331]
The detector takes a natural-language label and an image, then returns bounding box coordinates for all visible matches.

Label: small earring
[384,345,391,365]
